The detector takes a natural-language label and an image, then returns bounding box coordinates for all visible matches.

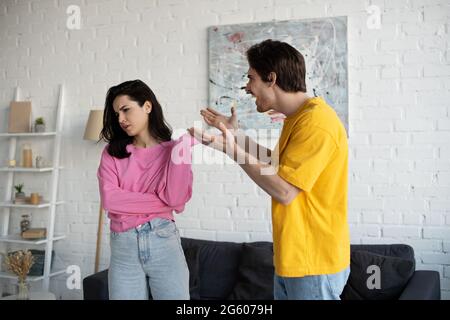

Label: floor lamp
[83,109,104,273]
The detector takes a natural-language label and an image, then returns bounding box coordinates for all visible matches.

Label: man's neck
[275,90,311,117]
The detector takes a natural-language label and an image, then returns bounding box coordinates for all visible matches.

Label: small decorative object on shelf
[13,183,26,204]
[22,144,33,168]
[16,280,31,300]
[34,117,45,133]
[20,214,30,234]
[2,250,35,300]
[35,156,43,168]
[30,193,40,205]
[8,159,16,167]
[35,156,51,168]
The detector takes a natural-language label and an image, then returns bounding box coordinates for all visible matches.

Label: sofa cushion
[228,242,274,300]
[341,250,415,300]
[351,244,415,262]
[184,246,201,300]
[83,269,109,300]
[181,237,243,299]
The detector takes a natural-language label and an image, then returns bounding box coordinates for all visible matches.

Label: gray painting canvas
[208,16,348,133]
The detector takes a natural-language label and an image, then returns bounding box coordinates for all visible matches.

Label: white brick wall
[0,0,449,300]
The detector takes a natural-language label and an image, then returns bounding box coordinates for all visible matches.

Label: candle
[30,193,40,205]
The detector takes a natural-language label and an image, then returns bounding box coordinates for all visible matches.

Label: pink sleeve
[156,133,197,209]
[97,147,173,214]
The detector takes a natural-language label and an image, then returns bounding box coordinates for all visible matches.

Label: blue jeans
[274,267,350,300]
[108,218,189,300]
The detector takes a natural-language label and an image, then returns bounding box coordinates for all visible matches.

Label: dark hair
[246,39,307,92]
[100,79,172,159]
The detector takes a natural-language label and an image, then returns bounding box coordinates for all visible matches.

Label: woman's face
[113,95,151,136]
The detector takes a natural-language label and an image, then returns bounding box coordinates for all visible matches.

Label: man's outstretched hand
[200,106,238,131]
[187,122,240,159]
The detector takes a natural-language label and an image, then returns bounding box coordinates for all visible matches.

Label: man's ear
[144,101,152,114]
[267,72,277,87]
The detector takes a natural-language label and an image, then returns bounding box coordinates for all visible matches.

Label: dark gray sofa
[83,238,441,300]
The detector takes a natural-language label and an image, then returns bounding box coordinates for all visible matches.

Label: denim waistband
[135,223,149,231]
[135,218,172,232]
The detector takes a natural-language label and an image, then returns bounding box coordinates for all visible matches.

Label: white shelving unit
[0,269,66,282]
[0,167,63,172]
[0,201,65,208]
[0,85,66,293]
[0,234,66,245]
[0,132,57,137]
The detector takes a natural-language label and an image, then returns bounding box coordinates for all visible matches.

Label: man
[189,39,350,300]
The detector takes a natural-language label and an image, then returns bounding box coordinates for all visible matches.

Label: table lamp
[83,109,104,273]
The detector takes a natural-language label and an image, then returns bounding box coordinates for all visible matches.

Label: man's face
[245,68,275,113]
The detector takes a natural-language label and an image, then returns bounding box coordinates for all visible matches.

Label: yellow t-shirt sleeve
[277,125,337,192]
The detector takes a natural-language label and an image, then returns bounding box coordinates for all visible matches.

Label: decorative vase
[35,124,45,133]
[14,192,26,204]
[20,215,30,234]
[16,280,30,300]
[36,156,43,168]
[22,144,33,168]
[30,193,40,205]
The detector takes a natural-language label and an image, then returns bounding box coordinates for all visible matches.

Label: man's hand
[187,122,239,159]
[200,106,238,131]
[187,124,300,205]
[266,109,287,123]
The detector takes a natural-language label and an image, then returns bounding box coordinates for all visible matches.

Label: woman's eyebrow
[114,105,128,113]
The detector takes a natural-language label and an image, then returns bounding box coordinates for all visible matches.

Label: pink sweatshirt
[97,133,199,232]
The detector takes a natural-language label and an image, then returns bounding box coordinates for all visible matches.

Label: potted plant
[14,183,26,204]
[34,117,45,133]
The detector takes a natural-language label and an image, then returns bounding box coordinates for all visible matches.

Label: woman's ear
[268,72,277,87]
[144,101,152,114]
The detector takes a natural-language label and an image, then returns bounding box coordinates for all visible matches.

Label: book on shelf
[22,228,46,239]
[8,101,32,133]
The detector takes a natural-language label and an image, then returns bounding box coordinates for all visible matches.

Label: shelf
[0,234,66,245]
[0,85,65,292]
[0,132,56,137]
[0,201,64,209]
[0,269,66,282]
[0,167,63,172]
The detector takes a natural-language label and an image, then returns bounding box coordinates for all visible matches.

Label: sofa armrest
[83,269,109,300]
[399,270,440,300]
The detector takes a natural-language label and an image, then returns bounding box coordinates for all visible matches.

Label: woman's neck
[133,131,159,148]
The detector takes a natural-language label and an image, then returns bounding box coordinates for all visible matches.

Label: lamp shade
[83,110,104,141]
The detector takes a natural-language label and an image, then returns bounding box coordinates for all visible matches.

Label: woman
[97,79,197,300]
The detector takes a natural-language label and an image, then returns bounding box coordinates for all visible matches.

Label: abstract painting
[208,16,348,132]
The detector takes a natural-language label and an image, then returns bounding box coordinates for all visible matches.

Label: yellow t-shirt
[272,97,350,277]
